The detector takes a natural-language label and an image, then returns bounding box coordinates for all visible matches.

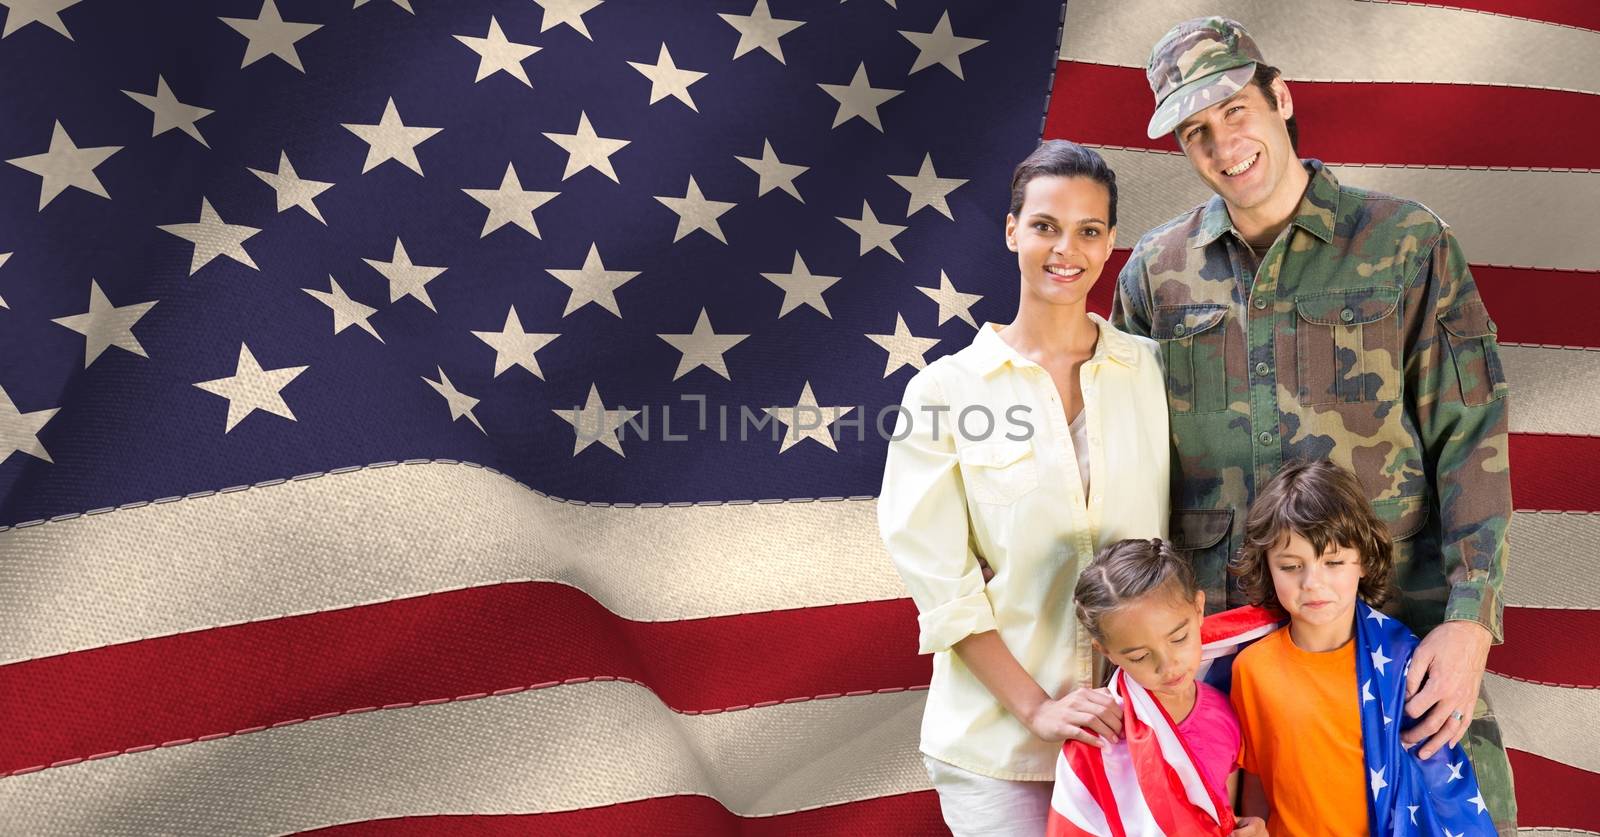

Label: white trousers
[923,755,1053,837]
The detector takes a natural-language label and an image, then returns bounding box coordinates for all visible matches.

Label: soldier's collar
[1191,159,1339,249]
[970,314,1138,376]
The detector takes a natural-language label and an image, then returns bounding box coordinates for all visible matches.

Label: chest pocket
[1152,304,1229,414]
[1294,287,1402,405]
[957,439,1039,506]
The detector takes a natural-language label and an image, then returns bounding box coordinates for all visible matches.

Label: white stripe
[1100,733,1165,835]
[0,462,902,665]
[1120,671,1220,822]
[0,681,928,836]
[1061,0,1600,95]
[1505,512,1600,609]
[1504,346,1600,437]
[1095,146,1600,272]
[1051,753,1116,837]
[1519,831,1600,836]
[1483,674,1600,772]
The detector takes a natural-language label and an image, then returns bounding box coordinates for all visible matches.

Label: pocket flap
[1370,495,1430,541]
[1151,304,1228,340]
[1439,299,1498,340]
[1295,287,1401,327]
[958,440,1034,469]
[1170,508,1233,551]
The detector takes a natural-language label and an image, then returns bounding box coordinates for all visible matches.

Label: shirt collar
[1192,158,1341,249]
[970,313,1139,376]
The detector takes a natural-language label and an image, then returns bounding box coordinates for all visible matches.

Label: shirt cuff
[917,591,998,654]
[1444,577,1504,645]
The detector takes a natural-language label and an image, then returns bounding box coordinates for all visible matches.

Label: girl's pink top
[1174,681,1242,798]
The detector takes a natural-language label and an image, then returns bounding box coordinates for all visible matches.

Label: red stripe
[1489,607,1600,688]
[1507,749,1600,831]
[1046,62,1600,169]
[0,584,928,777]
[1472,265,1599,348]
[298,790,949,836]
[1389,0,1600,32]
[1511,434,1600,513]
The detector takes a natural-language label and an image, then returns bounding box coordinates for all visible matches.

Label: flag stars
[1446,760,1464,782]
[628,43,707,111]
[250,152,333,224]
[867,314,940,377]
[6,121,121,210]
[1407,805,1418,826]
[656,176,736,244]
[1369,765,1387,799]
[194,343,307,433]
[422,367,486,434]
[761,252,840,318]
[657,309,749,380]
[546,243,640,317]
[354,0,414,11]
[122,76,213,147]
[455,16,540,86]
[890,153,968,220]
[543,111,630,183]
[0,385,58,464]
[765,382,855,453]
[1361,678,1375,704]
[462,163,559,239]
[836,200,906,260]
[718,0,803,63]
[1367,608,1391,625]
[532,0,603,41]
[51,279,157,367]
[0,252,10,309]
[364,238,447,311]
[1,0,81,39]
[917,270,982,327]
[736,139,807,202]
[899,11,987,79]
[818,62,902,131]
[342,98,441,176]
[472,306,559,378]
[554,384,637,457]
[1370,643,1392,675]
[219,0,322,72]
[303,275,381,342]
[158,198,260,275]
[1468,791,1487,815]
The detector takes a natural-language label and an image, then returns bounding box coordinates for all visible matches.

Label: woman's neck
[998,300,1097,361]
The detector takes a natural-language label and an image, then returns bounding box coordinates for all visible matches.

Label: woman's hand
[1229,816,1267,836]
[1024,686,1122,747]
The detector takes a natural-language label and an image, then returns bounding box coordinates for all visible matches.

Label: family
[877,17,1513,836]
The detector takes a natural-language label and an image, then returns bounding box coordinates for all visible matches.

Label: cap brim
[1146,63,1257,139]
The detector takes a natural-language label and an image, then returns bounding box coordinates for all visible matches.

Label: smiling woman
[876,140,1173,837]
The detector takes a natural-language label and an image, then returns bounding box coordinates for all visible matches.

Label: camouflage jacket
[1112,160,1510,641]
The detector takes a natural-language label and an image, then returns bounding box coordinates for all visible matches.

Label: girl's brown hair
[1231,459,1395,613]
[1074,538,1197,642]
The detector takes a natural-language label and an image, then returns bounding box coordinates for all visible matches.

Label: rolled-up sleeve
[877,366,994,654]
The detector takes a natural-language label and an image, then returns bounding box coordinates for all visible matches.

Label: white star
[122,75,213,148]
[867,313,940,377]
[655,175,736,244]
[917,270,982,327]
[545,243,640,317]
[1447,760,1464,782]
[342,97,441,175]
[363,238,447,311]
[761,251,840,318]
[1361,678,1375,704]
[219,0,322,72]
[1370,644,1392,675]
[249,151,333,224]
[1383,712,1393,726]
[461,162,559,239]
[6,120,120,210]
[841,0,896,6]
[302,275,381,342]
[1445,831,1463,837]
[422,367,485,434]
[836,200,906,260]
[455,16,540,86]
[718,0,803,63]
[554,384,637,457]
[1407,805,1418,826]
[890,153,968,220]
[899,11,987,79]
[542,111,630,182]
[735,139,807,202]
[627,43,706,111]
[158,198,260,276]
[1,0,79,39]
[50,279,156,368]
[532,0,602,40]
[657,308,749,381]
[193,343,307,433]
[1468,791,1487,815]
[354,0,413,12]
[472,306,558,378]
[765,382,855,453]
[817,62,902,131]
[0,385,57,464]
[1367,608,1391,625]
[1369,765,1388,799]
[0,251,10,309]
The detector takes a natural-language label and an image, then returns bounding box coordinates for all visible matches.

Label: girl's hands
[1230,816,1267,837]
[1025,686,1123,747]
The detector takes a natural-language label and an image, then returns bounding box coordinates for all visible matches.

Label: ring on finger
[1450,709,1466,723]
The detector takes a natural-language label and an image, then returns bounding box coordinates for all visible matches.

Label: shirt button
[1173,323,1188,337]
[1253,298,1268,310]
[1255,361,1270,376]
[1340,308,1355,323]
[1258,430,1273,446]
[1488,319,1498,333]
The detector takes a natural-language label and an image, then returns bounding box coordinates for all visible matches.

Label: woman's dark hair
[1074,538,1196,642]
[1231,459,1395,613]
[1007,139,1117,229]
[1251,63,1299,152]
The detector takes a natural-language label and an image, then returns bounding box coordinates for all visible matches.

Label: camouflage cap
[1145,16,1263,139]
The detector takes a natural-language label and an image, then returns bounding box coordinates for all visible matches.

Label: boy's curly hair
[1230,460,1395,613]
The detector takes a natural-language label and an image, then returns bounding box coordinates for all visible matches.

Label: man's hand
[1025,687,1123,748]
[1402,620,1493,759]
[1230,816,1267,837]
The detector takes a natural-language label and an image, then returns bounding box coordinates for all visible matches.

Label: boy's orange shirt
[1230,625,1367,836]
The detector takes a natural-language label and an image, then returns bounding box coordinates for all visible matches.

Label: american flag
[0,1,1593,835]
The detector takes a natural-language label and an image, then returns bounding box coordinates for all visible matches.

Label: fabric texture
[1175,680,1241,800]
[924,754,1053,837]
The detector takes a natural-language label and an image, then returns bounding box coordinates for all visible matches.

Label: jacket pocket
[957,439,1039,506]
[1439,300,1509,407]
[1295,287,1402,405]
[1152,304,1229,414]
[1371,494,1430,542]
[1170,508,1234,609]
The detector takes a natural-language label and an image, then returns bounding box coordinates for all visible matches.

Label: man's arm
[1110,244,1154,338]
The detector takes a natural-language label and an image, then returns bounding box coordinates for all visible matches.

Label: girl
[878,140,1169,835]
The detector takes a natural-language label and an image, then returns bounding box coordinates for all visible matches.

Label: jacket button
[1340,308,1355,323]
[1253,298,1268,310]
[1255,362,1270,376]
[1173,323,1188,337]
[1258,430,1273,446]
[1488,319,1498,333]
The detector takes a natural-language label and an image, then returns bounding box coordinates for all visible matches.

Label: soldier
[1112,16,1515,834]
